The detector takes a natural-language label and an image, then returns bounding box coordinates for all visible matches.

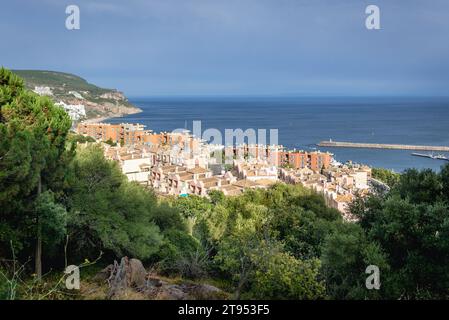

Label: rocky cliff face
[12,70,141,121]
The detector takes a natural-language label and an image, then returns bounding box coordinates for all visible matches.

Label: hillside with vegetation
[12,69,141,120]
[1,68,449,300]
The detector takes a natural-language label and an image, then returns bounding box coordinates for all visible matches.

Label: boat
[411,152,449,161]
[435,154,449,161]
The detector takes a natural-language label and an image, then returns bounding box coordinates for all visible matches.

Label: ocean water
[106,97,449,172]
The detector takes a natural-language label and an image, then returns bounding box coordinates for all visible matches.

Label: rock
[197,284,221,293]
[105,257,147,298]
[147,276,163,287]
[158,285,188,300]
[92,264,113,283]
[97,257,226,300]
[128,258,147,289]
[189,284,225,300]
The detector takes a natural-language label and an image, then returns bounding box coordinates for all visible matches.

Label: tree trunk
[35,175,42,280]
[35,228,42,279]
[234,279,245,300]
[234,272,247,300]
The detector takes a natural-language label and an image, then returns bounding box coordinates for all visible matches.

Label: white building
[33,86,53,96]
[56,101,86,121]
[235,159,278,182]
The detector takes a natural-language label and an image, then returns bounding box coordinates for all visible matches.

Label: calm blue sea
[106,97,449,172]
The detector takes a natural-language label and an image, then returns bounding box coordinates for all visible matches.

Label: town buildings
[279,163,372,220]
[55,101,86,121]
[280,150,332,171]
[77,122,152,145]
[78,122,373,220]
[224,144,332,171]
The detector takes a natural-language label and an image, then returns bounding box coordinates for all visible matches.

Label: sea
[106,96,449,173]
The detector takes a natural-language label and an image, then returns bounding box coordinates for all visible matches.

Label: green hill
[13,70,110,95]
[12,70,140,120]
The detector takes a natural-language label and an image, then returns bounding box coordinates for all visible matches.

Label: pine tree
[0,67,72,278]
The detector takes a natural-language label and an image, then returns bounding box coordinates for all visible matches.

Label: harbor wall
[318,141,449,152]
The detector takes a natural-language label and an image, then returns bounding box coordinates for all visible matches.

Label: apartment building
[224,144,332,172]
[76,122,151,145]
[280,150,332,171]
[224,144,283,165]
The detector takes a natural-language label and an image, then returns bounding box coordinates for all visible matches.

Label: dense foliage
[372,167,400,188]
[1,68,449,300]
[348,167,449,299]
[169,185,359,299]
[64,144,164,261]
[0,67,72,278]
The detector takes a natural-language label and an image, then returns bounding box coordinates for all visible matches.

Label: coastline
[80,107,142,124]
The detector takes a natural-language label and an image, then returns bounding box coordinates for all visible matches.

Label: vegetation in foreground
[1,68,449,300]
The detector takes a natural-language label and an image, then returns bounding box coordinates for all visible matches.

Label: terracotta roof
[203,180,219,188]
[336,194,354,203]
[233,179,258,188]
[179,173,194,181]
[254,179,277,186]
[161,165,181,173]
[220,185,243,196]
[199,177,218,184]
[188,167,210,174]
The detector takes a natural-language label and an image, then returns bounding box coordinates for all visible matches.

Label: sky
[1,0,449,96]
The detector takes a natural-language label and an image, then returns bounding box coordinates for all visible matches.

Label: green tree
[67,133,95,145]
[173,195,212,236]
[349,165,449,299]
[156,229,206,278]
[214,225,261,299]
[439,164,449,202]
[252,249,325,300]
[268,205,340,260]
[362,196,449,298]
[104,138,117,146]
[65,144,163,261]
[394,168,442,204]
[372,168,400,188]
[0,68,72,278]
[215,213,325,299]
[321,223,389,299]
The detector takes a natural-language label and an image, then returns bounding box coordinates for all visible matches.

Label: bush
[157,229,208,278]
[252,253,325,300]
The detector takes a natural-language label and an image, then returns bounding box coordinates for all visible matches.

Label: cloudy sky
[1,0,449,96]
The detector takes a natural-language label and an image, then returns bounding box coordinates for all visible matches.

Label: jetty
[317,140,449,152]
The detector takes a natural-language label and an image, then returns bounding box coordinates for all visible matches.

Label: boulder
[128,258,147,288]
[106,257,147,298]
[158,284,188,300]
[189,284,225,300]
[92,264,113,283]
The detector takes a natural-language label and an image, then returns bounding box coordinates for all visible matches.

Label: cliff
[12,70,141,121]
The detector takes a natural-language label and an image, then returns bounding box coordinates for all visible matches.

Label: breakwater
[318,140,449,152]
